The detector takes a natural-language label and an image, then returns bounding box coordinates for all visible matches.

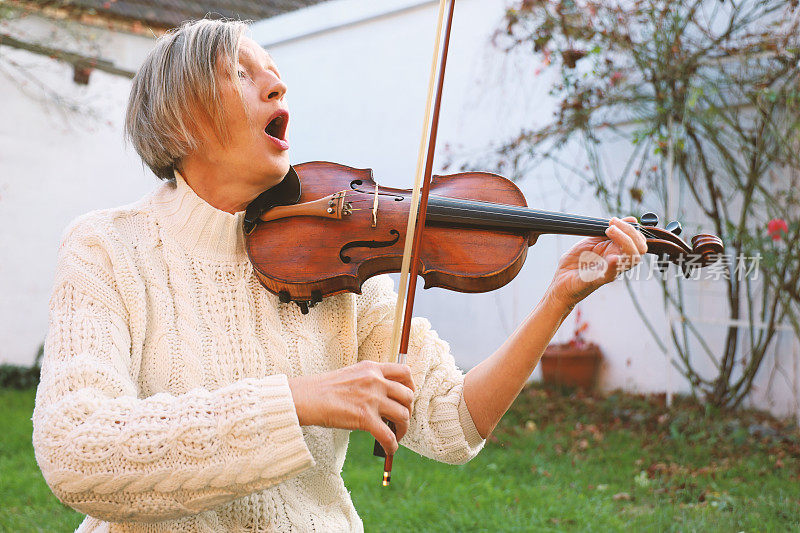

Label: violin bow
[376,0,458,486]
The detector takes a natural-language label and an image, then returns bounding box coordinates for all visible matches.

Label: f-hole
[339,230,401,263]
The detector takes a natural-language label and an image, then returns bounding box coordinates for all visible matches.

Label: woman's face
[191,36,291,192]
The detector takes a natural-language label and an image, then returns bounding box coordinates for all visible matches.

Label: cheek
[231,110,255,141]
[219,84,254,133]
[228,101,253,133]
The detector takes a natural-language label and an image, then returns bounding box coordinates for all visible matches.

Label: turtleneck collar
[150,170,247,261]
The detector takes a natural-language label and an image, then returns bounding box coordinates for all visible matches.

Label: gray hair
[125,18,249,180]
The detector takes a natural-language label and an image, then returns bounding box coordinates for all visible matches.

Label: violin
[243,161,724,314]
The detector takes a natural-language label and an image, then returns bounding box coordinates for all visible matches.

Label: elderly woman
[32,18,647,532]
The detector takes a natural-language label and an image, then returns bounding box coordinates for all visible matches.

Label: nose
[261,72,287,102]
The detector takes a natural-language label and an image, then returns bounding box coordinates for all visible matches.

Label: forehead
[238,37,275,67]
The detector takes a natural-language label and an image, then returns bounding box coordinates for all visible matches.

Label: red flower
[767,218,788,241]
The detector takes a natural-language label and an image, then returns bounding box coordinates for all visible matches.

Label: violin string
[426,201,661,239]
[431,196,614,225]
[437,203,654,236]
[350,193,607,226]
[348,190,606,227]
[349,193,645,230]
[346,205,661,239]
[426,197,665,238]
[343,194,663,239]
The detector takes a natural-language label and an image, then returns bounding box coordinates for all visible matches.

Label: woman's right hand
[287,361,415,454]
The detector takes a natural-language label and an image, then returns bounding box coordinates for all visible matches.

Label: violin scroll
[690,234,725,266]
[639,223,724,271]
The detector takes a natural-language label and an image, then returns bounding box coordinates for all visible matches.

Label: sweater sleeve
[356,276,485,465]
[32,218,315,523]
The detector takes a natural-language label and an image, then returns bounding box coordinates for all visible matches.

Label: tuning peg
[665,221,682,235]
[641,212,659,227]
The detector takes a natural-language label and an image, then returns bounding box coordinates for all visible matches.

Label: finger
[366,415,398,455]
[385,380,414,411]
[380,397,410,440]
[606,218,640,260]
[612,217,644,250]
[605,224,637,257]
[618,216,648,254]
[605,225,640,272]
[379,363,415,392]
[380,397,410,425]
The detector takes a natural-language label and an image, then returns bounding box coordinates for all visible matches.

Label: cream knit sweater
[32,172,485,532]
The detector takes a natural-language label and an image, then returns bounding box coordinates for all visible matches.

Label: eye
[237,69,252,82]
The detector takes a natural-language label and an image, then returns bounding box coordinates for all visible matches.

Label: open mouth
[265,110,289,141]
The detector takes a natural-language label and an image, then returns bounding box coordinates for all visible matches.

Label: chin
[275,155,291,179]
[259,156,291,189]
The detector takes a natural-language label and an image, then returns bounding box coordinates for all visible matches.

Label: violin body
[245,161,723,312]
[245,161,533,306]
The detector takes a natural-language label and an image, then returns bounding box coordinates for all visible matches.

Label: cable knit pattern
[355,277,485,464]
[32,172,484,532]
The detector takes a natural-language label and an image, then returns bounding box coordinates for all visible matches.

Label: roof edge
[6,0,169,36]
[250,0,437,48]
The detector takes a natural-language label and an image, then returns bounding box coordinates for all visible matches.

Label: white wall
[0,15,156,366]
[1,2,797,417]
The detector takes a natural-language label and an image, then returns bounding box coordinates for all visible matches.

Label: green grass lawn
[3,385,799,532]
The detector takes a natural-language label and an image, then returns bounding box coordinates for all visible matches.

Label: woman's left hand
[548,216,648,309]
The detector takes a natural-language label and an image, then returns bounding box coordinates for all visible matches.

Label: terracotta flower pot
[540,342,602,390]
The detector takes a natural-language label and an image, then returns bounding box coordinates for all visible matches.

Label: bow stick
[374,0,458,487]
